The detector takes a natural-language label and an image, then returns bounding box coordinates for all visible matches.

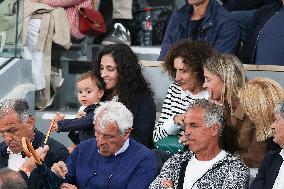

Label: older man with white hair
[52,101,157,189]
[250,100,284,189]
[149,99,249,189]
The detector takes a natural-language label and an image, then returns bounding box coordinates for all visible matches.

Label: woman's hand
[208,89,224,107]
[173,113,185,126]
[51,161,68,179]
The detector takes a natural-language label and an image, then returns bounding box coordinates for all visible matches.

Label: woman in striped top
[153,39,215,149]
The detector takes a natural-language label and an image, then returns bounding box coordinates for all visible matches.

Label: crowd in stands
[7,0,281,109]
[0,0,284,188]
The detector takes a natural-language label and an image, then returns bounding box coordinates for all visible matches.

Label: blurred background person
[0,168,27,189]
[158,0,240,60]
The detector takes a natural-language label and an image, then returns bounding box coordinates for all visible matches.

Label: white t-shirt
[7,148,26,171]
[272,149,284,189]
[183,150,226,189]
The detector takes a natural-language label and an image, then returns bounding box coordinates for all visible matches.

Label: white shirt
[183,150,227,189]
[7,148,26,171]
[98,138,130,156]
[272,149,284,189]
[114,138,129,156]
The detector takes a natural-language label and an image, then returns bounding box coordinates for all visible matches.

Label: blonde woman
[239,77,284,165]
[203,54,263,167]
[203,55,282,167]
[203,55,252,157]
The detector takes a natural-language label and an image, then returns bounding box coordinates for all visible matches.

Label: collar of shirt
[7,147,21,155]
[114,138,129,156]
[280,149,284,160]
[180,89,208,100]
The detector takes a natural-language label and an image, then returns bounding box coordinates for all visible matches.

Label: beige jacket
[223,102,268,168]
[23,0,72,102]
[23,0,71,52]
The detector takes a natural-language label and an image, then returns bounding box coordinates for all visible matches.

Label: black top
[128,95,156,148]
[187,18,204,40]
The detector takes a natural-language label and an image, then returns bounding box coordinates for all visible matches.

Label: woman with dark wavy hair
[93,43,156,148]
[153,39,215,153]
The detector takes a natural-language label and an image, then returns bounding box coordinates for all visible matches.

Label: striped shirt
[153,82,208,142]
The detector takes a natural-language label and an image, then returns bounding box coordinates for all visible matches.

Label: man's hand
[179,133,188,146]
[160,178,174,188]
[51,161,68,179]
[60,183,77,189]
[22,145,49,172]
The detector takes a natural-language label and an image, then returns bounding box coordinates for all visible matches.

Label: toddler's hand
[76,111,86,118]
[53,112,65,121]
[50,120,59,132]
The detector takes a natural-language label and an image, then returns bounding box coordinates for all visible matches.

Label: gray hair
[93,101,133,134]
[187,99,224,135]
[0,99,32,123]
[0,168,27,189]
[274,100,284,119]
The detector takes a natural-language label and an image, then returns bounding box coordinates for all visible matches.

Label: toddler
[50,71,104,152]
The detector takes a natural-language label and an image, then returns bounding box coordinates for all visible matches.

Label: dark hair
[93,44,153,108]
[0,168,27,189]
[163,39,215,84]
[77,71,105,91]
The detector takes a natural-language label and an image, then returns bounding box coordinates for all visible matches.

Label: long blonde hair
[203,54,246,114]
[239,77,284,141]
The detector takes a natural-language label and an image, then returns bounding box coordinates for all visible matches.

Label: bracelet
[20,166,31,178]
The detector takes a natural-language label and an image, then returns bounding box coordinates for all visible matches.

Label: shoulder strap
[177,159,189,189]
